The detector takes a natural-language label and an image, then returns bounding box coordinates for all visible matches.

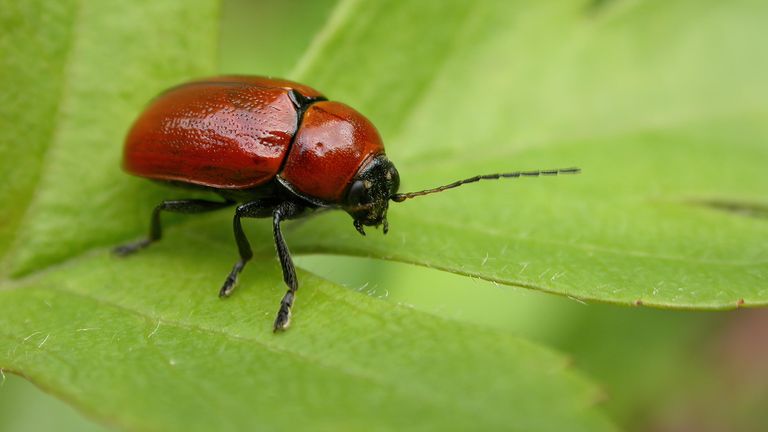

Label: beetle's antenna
[390,167,581,202]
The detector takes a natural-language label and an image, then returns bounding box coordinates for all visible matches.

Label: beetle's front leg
[271,201,304,332]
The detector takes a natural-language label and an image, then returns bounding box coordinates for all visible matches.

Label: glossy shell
[124,77,314,189]
[123,76,385,203]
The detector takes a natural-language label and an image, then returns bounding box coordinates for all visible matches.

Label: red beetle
[116,76,579,331]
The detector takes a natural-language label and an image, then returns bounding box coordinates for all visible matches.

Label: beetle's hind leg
[113,199,234,256]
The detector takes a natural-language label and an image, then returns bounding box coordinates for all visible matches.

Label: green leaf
[0,374,110,432]
[0,1,78,260]
[0,223,612,431]
[6,1,766,304]
[286,0,768,309]
[0,1,613,431]
[1,0,220,277]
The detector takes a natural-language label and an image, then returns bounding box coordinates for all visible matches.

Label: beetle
[115,76,579,331]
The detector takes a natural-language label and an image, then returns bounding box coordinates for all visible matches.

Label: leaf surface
[0,1,615,431]
[1,222,612,431]
[6,1,766,306]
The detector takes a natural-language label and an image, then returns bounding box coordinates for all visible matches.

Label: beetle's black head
[344,154,400,236]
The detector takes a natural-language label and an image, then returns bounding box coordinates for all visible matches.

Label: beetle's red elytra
[116,75,580,332]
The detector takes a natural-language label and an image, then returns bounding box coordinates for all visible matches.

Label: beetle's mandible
[115,76,579,332]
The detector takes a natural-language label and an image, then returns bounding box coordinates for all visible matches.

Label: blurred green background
[2,1,766,431]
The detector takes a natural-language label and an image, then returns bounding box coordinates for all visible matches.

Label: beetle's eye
[388,166,400,195]
[347,180,367,205]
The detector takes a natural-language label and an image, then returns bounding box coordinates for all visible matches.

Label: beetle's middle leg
[219,199,278,298]
[114,199,234,256]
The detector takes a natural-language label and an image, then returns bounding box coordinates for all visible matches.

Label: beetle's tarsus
[219,261,244,298]
[112,239,151,256]
[219,277,237,298]
[273,310,291,332]
[354,220,366,236]
[273,291,294,332]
